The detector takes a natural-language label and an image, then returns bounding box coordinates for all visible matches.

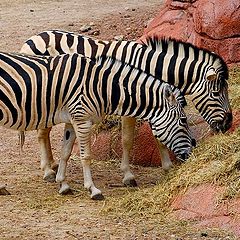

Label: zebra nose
[221,111,233,133]
[225,112,233,126]
[177,151,190,162]
[192,138,196,147]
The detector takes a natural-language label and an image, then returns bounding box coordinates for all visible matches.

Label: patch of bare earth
[0,1,237,239]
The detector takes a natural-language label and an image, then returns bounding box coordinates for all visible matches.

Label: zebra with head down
[0,52,194,198]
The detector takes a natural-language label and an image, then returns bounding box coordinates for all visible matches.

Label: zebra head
[150,85,195,161]
[190,58,232,133]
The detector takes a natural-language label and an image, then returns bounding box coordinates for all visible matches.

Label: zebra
[0,52,194,198]
[20,30,232,186]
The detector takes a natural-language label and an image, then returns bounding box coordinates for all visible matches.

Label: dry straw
[102,67,240,218]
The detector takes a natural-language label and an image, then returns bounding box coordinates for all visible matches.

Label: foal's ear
[164,85,177,105]
[206,68,217,81]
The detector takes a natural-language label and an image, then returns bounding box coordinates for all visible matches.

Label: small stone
[200,232,208,237]
[126,27,131,31]
[114,35,124,41]
[68,23,74,26]
[89,22,95,26]
[80,25,92,32]
[0,185,10,195]
[30,9,34,12]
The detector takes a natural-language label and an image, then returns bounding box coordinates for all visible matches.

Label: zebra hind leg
[121,116,137,187]
[56,123,76,195]
[73,120,104,200]
[38,128,56,182]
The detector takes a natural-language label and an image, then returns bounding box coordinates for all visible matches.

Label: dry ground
[0,1,237,239]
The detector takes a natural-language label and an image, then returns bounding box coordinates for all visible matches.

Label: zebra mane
[141,35,229,80]
[96,55,134,72]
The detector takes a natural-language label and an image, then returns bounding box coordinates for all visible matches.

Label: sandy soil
[0,1,237,239]
[0,0,160,52]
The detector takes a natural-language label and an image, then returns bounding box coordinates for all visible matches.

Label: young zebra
[20,30,232,185]
[0,52,194,198]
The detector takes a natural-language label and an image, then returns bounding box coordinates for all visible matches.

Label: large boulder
[141,0,240,65]
[171,184,240,237]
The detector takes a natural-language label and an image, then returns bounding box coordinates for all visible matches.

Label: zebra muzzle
[176,150,191,162]
[222,112,233,133]
[192,138,196,147]
[211,112,233,133]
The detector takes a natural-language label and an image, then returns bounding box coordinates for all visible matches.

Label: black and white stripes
[0,52,194,197]
[21,30,232,132]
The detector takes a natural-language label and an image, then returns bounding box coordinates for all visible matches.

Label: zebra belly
[0,106,71,131]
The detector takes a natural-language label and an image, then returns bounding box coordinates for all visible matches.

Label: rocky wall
[141,0,240,65]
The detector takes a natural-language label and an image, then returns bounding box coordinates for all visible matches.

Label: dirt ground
[0,1,237,239]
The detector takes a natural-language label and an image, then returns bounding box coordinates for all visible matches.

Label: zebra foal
[0,52,194,198]
[21,30,232,186]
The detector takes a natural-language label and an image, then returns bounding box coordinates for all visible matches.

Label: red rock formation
[141,0,240,65]
[171,184,240,237]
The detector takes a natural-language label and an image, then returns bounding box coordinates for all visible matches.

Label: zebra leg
[155,139,173,170]
[76,120,103,200]
[58,119,103,199]
[81,122,104,200]
[56,123,76,195]
[121,116,137,187]
[38,128,56,182]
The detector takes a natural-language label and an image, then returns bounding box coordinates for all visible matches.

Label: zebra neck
[102,68,163,121]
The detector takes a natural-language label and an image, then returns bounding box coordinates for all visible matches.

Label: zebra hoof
[124,179,138,187]
[91,193,104,200]
[0,185,11,195]
[43,171,56,183]
[59,183,72,195]
[89,188,104,200]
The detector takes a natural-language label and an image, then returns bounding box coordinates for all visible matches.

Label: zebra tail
[18,131,25,153]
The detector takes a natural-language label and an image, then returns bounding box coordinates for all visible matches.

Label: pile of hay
[102,67,240,218]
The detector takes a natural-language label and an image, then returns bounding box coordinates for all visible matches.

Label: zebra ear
[206,69,217,81]
[164,86,176,105]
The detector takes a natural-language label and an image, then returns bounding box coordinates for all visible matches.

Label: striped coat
[0,52,194,197]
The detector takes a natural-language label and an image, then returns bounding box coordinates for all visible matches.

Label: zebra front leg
[75,120,103,200]
[38,128,56,182]
[56,123,76,194]
[121,116,137,187]
[155,139,173,170]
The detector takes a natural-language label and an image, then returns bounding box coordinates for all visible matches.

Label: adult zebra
[0,52,194,198]
[20,30,232,185]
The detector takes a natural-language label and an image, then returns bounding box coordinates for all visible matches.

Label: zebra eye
[180,117,187,124]
[212,91,220,97]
